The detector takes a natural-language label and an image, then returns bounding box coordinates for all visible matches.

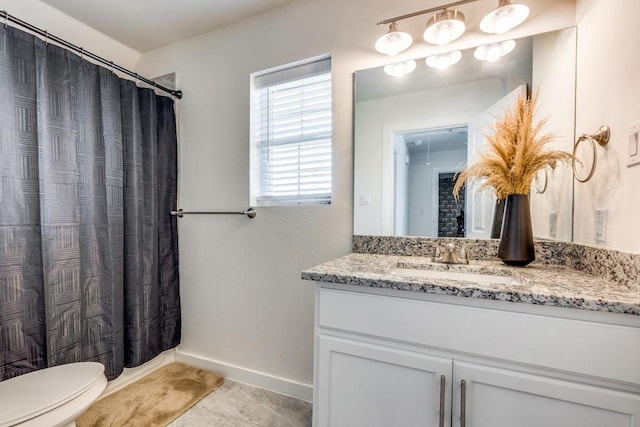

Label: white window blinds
[251,57,332,206]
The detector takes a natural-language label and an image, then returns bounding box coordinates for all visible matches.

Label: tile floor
[168,379,312,426]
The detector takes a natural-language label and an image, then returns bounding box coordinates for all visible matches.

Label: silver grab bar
[170,208,256,219]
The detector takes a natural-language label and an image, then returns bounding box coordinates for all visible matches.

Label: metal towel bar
[170,208,256,218]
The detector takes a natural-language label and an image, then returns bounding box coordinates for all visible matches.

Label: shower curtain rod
[1,10,183,99]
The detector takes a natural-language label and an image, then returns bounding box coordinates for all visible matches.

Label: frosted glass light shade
[375,22,413,55]
[423,9,466,45]
[474,40,516,62]
[480,1,529,34]
[425,51,462,70]
[384,60,417,77]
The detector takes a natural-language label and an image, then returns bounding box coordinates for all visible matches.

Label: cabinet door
[452,361,640,427]
[315,335,453,427]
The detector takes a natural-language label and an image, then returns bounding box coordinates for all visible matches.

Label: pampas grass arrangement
[453,92,573,200]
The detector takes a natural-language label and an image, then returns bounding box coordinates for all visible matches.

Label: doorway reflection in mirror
[393,126,467,237]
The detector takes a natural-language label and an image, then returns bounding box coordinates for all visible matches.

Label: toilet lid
[0,362,105,426]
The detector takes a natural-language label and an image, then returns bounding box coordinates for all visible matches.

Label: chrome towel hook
[572,125,610,183]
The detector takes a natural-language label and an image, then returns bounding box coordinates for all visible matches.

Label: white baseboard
[174,349,313,403]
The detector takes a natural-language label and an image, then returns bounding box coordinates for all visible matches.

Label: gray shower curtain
[0,25,180,380]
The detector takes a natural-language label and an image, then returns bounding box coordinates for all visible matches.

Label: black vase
[498,194,535,266]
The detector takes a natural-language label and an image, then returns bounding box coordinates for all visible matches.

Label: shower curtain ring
[4,11,8,28]
[80,47,84,60]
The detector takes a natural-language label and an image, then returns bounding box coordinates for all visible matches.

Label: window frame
[250,56,333,207]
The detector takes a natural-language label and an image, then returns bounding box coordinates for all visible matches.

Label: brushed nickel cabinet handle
[439,375,446,427]
[460,379,467,427]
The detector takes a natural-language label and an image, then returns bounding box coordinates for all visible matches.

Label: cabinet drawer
[317,287,640,386]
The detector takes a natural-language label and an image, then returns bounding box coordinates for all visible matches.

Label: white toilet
[0,362,107,427]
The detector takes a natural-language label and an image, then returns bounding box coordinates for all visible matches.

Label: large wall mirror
[354,27,576,241]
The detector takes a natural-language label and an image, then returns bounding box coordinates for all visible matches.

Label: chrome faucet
[430,243,469,264]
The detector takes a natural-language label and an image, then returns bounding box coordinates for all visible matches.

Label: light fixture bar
[377,0,478,26]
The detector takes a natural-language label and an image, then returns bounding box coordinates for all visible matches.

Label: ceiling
[40,0,297,52]
[402,127,468,154]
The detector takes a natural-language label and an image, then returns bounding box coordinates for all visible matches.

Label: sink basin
[391,267,519,285]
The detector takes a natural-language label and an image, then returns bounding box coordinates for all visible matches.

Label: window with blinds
[250,57,332,206]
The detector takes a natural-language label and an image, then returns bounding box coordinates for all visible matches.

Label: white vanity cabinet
[313,285,640,427]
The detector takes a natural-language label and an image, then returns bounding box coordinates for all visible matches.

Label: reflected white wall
[530,28,576,242]
[394,137,410,235]
[354,79,507,235]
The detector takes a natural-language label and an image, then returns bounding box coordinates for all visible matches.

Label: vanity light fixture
[480,0,530,34]
[384,59,417,77]
[474,39,516,61]
[375,0,529,54]
[426,50,462,70]
[423,8,466,45]
[375,22,413,55]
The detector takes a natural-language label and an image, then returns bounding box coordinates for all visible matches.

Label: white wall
[0,0,139,68]
[574,0,640,254]
[132,0,576,399]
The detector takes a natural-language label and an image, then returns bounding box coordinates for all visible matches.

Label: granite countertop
[302,253,640,316]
